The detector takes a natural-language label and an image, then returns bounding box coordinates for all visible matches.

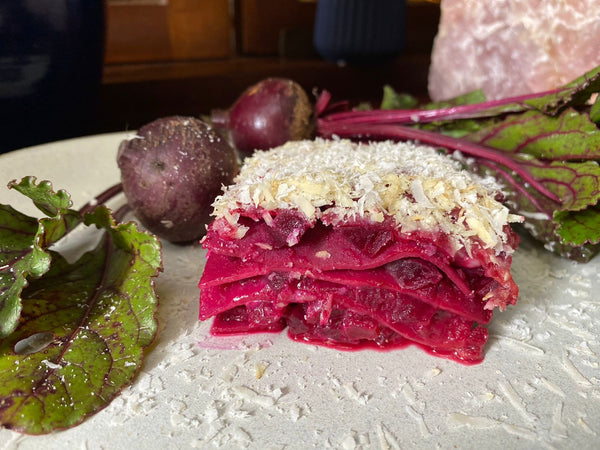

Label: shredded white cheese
[212,138,522,253]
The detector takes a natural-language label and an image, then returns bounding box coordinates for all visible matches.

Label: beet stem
[78,182,124,217]
[113,203,133,223]
[210,109,229,127]
[320,88,562,125]
[478,160,550,214]
[314,90,332,116]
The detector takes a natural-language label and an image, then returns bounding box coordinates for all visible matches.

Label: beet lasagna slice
[199,139,522,364]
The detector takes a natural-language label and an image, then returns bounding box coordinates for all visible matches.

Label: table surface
[1,132,599,449]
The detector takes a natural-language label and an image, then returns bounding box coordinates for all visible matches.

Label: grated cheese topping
[212,138,523,253]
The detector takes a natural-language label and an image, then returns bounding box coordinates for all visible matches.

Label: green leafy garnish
[468,109,600,160]
[380,85,418,110]
[460,108,600,261]
[0,177,162,434]
[0,177,81,338]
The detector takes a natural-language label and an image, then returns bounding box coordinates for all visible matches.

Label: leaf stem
[477,160,550,215]
[319,88,564,125]
[79,183,123,217]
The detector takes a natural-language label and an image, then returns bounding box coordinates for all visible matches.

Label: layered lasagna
[199,139,522,364]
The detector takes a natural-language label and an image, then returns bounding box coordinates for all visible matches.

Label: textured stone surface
[429,0,600,100]
[1,132,600,450]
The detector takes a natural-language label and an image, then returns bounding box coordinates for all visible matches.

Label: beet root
[212,78,314,158]
[117,116,238,243]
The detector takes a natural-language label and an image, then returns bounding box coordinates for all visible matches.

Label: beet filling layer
[199,209,519,365]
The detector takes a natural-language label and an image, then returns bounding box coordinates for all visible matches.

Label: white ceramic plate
[0,133,599,449]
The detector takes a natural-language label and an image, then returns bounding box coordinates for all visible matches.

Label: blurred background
[0,0,441,152]
[0,0,105,153]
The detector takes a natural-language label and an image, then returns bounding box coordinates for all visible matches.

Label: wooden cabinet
[105,0,231,63]
[235,0,317,56]
[105,0,439,65]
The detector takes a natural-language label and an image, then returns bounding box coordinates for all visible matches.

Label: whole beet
[211,78,313,158]
[117,116,238,244]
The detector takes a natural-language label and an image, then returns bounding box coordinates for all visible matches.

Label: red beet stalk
[318,87,563,126]
[79,183,123,217]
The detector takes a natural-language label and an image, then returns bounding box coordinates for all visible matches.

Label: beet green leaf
[468,109,600,161]
[473,151,600,262]
[523,64,600,114]
[0,177,81,338]
[0,178,162,434]
[380,85,418,110]
[554,205,600,246]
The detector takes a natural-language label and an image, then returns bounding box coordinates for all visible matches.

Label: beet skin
[212,78,313,158]
[117,116,238,243]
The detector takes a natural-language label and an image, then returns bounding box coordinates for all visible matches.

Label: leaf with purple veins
[0,178,82,338]
[523,64,600,114]
[467,109,600,161]
[476,158,600,260]
[554,205,600,247]
[519,159,600,212]
[0,205,161,434]
[519,213,598,263]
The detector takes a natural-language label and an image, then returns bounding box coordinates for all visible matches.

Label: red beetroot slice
[285,306,412,351]
[285,304,486,364]
[201,215,517,305]
[205,272,488,363]
[211,304,287,335]
[200,263,493,324]
[199,214,517,364]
